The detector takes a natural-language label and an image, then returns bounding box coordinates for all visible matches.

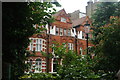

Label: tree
[91,2,120,41]
[20,42,102,79]
[2,2,56,80]
[92,2,120,27]
[91,2,120,79]
[57,52,100,79]
[91,17,120,79]
[50,42,100,79]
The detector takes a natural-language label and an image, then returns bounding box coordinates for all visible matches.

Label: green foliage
[113,2,120,17]
[51,42,67,59]
[29,2,56,25]
[94,18,120,70]
[3,2,56,80]
[19,73,60,80]
[91,6,120,78]
[92,2,120,27]
[57,54,100,79]
[36,42,101,79]
[48,42,100,79]
[31,73,56,79]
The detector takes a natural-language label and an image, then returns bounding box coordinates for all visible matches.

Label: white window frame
[80,47,83,55]
[35,59,42,73]
[30,38,33,51]
[64,29,67,36]
[68,29,71,36]
[53,58,58,72]
[61,17,66,23]
[56,27,59,35]
[29,38,46,52]
[36,39,42,51]
[68,43,73,50]
[82,32,85,39]
[60,28,63,36]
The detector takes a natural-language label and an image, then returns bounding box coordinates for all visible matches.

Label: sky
[54,0,120,13]
[55,0,92,13]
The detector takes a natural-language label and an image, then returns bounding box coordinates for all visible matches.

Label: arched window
[35,58,42,72]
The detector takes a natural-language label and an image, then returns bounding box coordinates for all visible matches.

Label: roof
[68,10,80,21]
[53,9,68,18]
[53,9,72,23]
[52,9,89,27]
[72,16,87,27]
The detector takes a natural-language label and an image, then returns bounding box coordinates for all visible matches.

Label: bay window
[29,38,46,52]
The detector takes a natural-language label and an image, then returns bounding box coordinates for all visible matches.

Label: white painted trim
[51,58,54,73]
[49,72,57,74]
[80,47,83,55]
[41,67,46,69]
[60,59,63,65]
[42,61,46,63]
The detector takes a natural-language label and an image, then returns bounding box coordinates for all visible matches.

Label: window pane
[64,29,66,36]
[35,59,41,72]
[53,59,58,72]
[36,44,38,51]
[71,44,73,50]
[40,39,42,44]
[68,43,73,50]
[39,44,42,51]
[82,32,85,39]
[68,43,70,50]
[68,29,71,36]
[61,17,66,23]
[56,28,59,35]
[36,39,38,44]
[60,28,63,36]
[30,39,33,51]
[80,47,83,55]
[30,43,33,51]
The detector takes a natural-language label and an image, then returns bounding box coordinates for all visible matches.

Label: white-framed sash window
[68,43,73,50]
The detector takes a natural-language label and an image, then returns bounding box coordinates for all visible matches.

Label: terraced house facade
[25,9,93,73]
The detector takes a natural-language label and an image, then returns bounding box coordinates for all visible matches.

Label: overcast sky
[55,0,120,13]
[56,0,92,13]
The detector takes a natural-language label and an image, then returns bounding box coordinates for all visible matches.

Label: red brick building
[26,9,93,73]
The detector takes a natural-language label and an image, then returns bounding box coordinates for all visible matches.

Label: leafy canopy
[3,2,56,79]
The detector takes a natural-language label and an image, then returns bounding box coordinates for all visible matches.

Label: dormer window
[61,17,66,23]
